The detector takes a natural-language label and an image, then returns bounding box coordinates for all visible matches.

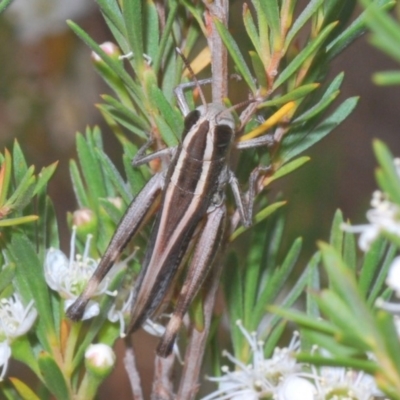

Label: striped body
[128,103,235,330]
[66,101,238,357]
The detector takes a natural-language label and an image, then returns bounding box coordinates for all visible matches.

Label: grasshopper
[66,55,273,357]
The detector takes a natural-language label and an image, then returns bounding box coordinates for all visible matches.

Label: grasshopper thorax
[181,103,235,161]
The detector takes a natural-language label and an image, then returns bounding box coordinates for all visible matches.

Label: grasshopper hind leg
[156,203,226,357]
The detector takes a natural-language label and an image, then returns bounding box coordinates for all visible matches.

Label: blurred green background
[0,0,399,397]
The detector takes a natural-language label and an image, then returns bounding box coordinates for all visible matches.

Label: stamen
[69,226,77,268]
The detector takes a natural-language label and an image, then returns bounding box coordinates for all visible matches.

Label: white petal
[278,376,315,400]
[13,308,37,337]
[358,225,380,251]
[0,341,11,380]
[387,257,400,296]
[44,249,69,290]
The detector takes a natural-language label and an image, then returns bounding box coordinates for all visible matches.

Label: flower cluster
[203,321,381,400]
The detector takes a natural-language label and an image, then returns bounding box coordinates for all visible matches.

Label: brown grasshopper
[66,54,272,357]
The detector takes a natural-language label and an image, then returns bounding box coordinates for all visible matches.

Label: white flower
[0,341,11,381]
[203,321,315,400]
[314,366,381,400]
[44,227,110,320]
[342,189,400,251]
[0,294,37,340]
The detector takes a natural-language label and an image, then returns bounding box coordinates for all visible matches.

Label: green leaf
[98,105,147,139]
[12,336,41,378]
[319,242,378,336]
[144,71,183,136]
[95,149,132,204]
[260,84,320,108]
[306,252,322,317]
[76,132,106,205]
[343,229,357,272]
[224,253,244,355]
[102,94,148,131]
[9,378,40,400]
[153,0,179,74]
[263,321,286,356]
[0,148,12,206]
[264,156,310,186]
[249,51,267,90]
[230,201,286,242]
[270,263,313,334]
[270,305,337,335]
[373,140,400,204]
[38,353,70,400]
[359,238,387,299]
[98,198,124,225]
[326,4,368,59]
[122,153,146,197]
[69,160,89,208]
[6,170,36,211]
[316,291,371,348]
[376,311,400,371]
[153,113,179,147]
[243,220,270,329]
[122,0,144,74]
[33,162,58,196]
[284,0,325,50]
[0,0,13,13]
[280,96,359,163]
[293,91,339,123]
[368,243,396,305]
[373,70,400,85]
[329,209,344,256]
[213,19,256,93]
[143,0,159,61]
[8,233,55,349]
[12,140,28,184]
[0,215,38,227]
[0,263,15,293]
[253,238,302,324]
[243,5,261,56]
[293,73,344,123]
[96,0,126,38]
[255,0,281,49]
[360,0,400,61]
[273,21,338,90]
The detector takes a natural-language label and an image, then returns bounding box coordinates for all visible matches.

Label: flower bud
[91,42,120,63]
[71,208,97,238]
[85,343,115,378]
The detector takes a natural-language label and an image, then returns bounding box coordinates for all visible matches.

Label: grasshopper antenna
[176,47,207,108]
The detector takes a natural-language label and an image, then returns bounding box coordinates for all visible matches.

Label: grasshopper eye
[214,124,234,157]
[182,109,201,139]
